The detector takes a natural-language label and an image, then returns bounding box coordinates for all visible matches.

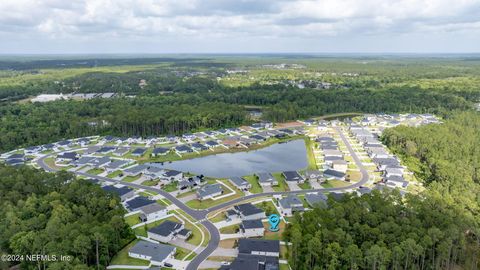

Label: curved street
[36,126,369,270]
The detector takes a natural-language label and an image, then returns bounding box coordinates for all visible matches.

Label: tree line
[0,164,134,269]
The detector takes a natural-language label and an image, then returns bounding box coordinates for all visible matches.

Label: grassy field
[299,181,312,190]
[243,175,263,193]
[174,246,192,260]
[304,137,318,169]
[107,170,123,178]
[123,175,141,182]
[219,224,239,234]
[321,180,350,188]
[141,179,159,186]
[134,216,182,237]
[86,168,104,175]
[263,221,286,241]
[124,213,142,227]
[162,182,177,192]
[109,239,150,266]
[208,212,226,223]
[272,172,289,192]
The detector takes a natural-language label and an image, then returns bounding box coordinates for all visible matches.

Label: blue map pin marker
[268,214,280,232]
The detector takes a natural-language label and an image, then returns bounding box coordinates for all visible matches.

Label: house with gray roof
[304,193,328,208]
[278,195,304,216]
[303,170,323,181]
[256,172,277,186]
[234,203,266,220]
[282,171,304,183]
[152,147,169,157]
[238,239,280,257]
[324,169,346,180]
[196,184,223,200]
[102,185,135,202]
[240,219,265,237]
[229,177,251,190]
[123,164,148,176]
[128,240,175,266]
[113,147,129,156]
[148,220,184,243]
[104,159,130,172]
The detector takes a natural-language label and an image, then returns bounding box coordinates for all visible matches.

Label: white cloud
[0,0,479,53]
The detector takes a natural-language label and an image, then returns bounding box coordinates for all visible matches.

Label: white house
[128,240,176,266]
[240,219,265,237]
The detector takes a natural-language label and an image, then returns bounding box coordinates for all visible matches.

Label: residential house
[282,171,305,183]
[304,192,328,208]
[131,148,147,157]
[148,220,184,243]
[240,219,265,237]
[219,254,279,270]
[197,184,223,200]
[123,164,148,176]
[256,172,278,186]
[96,146,116,154]
[303,170,323,181]
[233,203,266,220]
[191,142,208,151]
[56,152,78,162]
[323,169,346,180]
[229,177,251,191]
[161,170,183,182]
[238,239,280,257]
[278,195,304,216]
[205,140,220,148]
[323,149,343,158]
[102,185,135,202]
[113,147,130,156]
[128,240,175,266]
[152,147,169,157]
[331,160,348,172]
[104,159,130,173]
[175,145,193,154]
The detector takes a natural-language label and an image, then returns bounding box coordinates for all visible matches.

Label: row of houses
[349,125,409,188]
[220,239,280,270]
[317,136,348,181]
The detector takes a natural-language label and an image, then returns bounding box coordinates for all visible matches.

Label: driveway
[199,260,223,269]
[262,185,274,192]
[286,182,301,191]
[211,247,238,257]
[309,180,322,189]
[170,238,202,253]
[179,193,197,203]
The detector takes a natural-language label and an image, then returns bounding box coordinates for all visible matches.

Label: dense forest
[284,112,480,270]
[0,82,472,152]
[0,165,134,269]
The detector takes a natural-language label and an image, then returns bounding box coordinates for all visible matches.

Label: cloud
[0,0,479,53]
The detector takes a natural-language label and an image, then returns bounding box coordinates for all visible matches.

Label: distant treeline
[0,83,473,152]
[0,57,211,70]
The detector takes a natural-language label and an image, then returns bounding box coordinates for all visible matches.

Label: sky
[0,0,479,54]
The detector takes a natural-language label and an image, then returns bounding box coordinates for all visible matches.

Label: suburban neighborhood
[0,113,440,270]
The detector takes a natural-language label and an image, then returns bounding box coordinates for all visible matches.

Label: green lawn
[125,213,142,227]
[208,213,226,223]
[107,170,123,178]
[219,224,239,234]
[162,182,178,192]
[142,179,159,186]
[174,246,192,260]
[186,181,242,209]
[109,239,150,266]
[298,181,312,190]
[87,168,104,175]
[321,180,350,188]
[272,173,289,192]
[134,216,182,237]
[304,137,318,169]
[257,201,279,216]
[123,175,141,182]
[243,175,263,193]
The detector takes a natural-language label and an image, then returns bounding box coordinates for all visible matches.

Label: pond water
[147,139,308,178]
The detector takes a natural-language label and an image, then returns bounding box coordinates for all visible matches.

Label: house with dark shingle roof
[324,169,346,180]
[196,184,223,200]
[240,219,265,237]
[304,192,328,208]
[282,171,304,183]
[152,147,169,157]
[131,148,147,157]
[102,185,135,202]
[234,203,266,220]
[278,195,304,216]
[128,240,175,266]
[256,172,277,186]
[148,220,184,243]
[238,239,280,257]
[175,145,193,154]
[229,177,251,190]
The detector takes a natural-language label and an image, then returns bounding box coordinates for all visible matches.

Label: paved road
[35,127,368,270]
